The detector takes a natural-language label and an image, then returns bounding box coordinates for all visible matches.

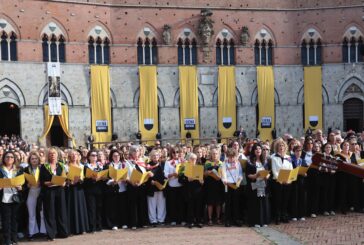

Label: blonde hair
[47,147,59,162]
[273,138,288,154]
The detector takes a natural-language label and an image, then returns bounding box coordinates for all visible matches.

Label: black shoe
[188,223,193,229]
[225,223,231,227]
[196,223,203,228]
[275,218,280,225]
[234,221,243,227]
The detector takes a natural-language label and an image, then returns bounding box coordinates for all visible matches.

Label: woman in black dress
[246,143,270,227]
[204,148,224,225]
[83,150,105,233]
[39,147,68,240]
[66,150,89,235]
[0,151,24,245]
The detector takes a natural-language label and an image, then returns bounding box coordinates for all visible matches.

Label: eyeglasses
[262,149,269,151]
[5,156,14,159]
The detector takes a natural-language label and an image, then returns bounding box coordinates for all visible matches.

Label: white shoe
[350,207,354,211]
[17,232,25,239]
[323,212,329,216]
[311,214,317,218]
[330,211,336,216]
[263,224,268,227]
[300,217,306,221]
[292,218,297,221]
[254,224,261,228]
[112,226,118,230]
[181,222,186,226]
[131,226,137,230]
[170,222,177,226]
[122,225,128,229]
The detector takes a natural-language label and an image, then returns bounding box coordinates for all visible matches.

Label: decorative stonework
[344,83,363,95]
[162,24,171,45]
[240,26,250,46]
[198,9,214,62]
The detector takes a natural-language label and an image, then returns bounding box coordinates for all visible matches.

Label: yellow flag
[179,66,199,144]
[139,66,158,144]
[218,66,236,143]
[91,65,112,144]
[257,66,275,142]
[304,66,323,130]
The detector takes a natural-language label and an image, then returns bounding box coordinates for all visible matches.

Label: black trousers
[186,186,203,224]
[127,186,148,227]
[43,187,68,239]
[167,186,185,223]
[290,176,307,218]
[307,169,320,215]
[337,172,349,212]
[85,191,103,232]
[1,202,20,245]
[224,187,240,224]
[104,191,118,229]
[272,181,291,221]
[321,173,336,212]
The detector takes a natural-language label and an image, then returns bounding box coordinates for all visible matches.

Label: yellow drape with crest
[218,66,236,142]
[91,65,112,144]
[138,66,158,144]
[179,66,199,144]
[257,66,275,142]
[304,66,323,131]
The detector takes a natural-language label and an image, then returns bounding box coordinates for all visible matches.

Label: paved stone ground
[22,213,364,245]
[272,213,364,245]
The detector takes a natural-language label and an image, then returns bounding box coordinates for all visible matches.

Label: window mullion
[48,40,51,62]
[189,44,193,65]
[314,44,317,65]
[142,43,145,65]
[347,42,351,63]
[101,43,105,64]
[182,44,185,65]
[220,44,223,65]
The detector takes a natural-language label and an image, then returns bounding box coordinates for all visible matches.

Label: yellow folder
[24,169,40,187]
[85,168,109,180]
[175,163,182,174]
[297,166,309,176]
[51,175,67,186]
[109,166,128,182]
[184,163,204,181]
[67,165,83,181]
[130,169,151,185]
[0,174,25,188]
[357,159,364,166]
[257,170,270,179]
[154,180,169,191]
[227,178,242,190]
[277,168,299,184]
[239,159,248,169]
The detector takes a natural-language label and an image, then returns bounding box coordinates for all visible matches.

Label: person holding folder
[164,147,185,226]
[246,143,270,227]
[271,138,293,224]
[126,145,150,230]
[321,143,336,216]
[221,148,243,227]
[83,150,105,233]
[290,146,307,221]
[39,147,68,241]
[146,150,167,226]
[0,151,24,245]
[104,149,128,230]
[179,153,204,228]
[204,148,224,226]
[24,151,46,240]
[65,150,89,235]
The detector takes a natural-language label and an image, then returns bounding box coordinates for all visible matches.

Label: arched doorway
[47,116,67,147]
[0,102,20,135]
[343,98,363,132]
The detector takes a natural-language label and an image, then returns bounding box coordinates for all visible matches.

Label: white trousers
[147,191,166,223]
[26,187,46,236]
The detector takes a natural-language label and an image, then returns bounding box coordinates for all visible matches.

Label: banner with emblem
[218,66,236,142]
[179,66,199,144]
[304,66,323,131]
[257,66,275,142]
[47,62,62,115]
[138,66,158,144]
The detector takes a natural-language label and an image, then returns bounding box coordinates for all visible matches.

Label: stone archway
[343,98,363,132]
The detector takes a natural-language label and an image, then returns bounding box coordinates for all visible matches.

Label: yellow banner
[257,66,275,142]
[179,66,199,144]
[139,66,158,143]
[218,66,236,142]
[304,66,323,130]
[91,65,112,144]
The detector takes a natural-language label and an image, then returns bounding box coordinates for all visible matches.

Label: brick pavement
[272,213,364,245]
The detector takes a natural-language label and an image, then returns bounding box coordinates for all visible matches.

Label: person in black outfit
[246,143,270,227]
[39,147,68,241]
[83,150,105,233]
[0,151,24,245]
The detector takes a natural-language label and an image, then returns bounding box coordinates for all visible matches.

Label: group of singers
[0,131,363,244]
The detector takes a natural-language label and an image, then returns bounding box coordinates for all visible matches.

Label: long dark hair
[249,143,264,164]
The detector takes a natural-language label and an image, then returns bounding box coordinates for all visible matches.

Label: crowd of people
[0,129,363,244]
